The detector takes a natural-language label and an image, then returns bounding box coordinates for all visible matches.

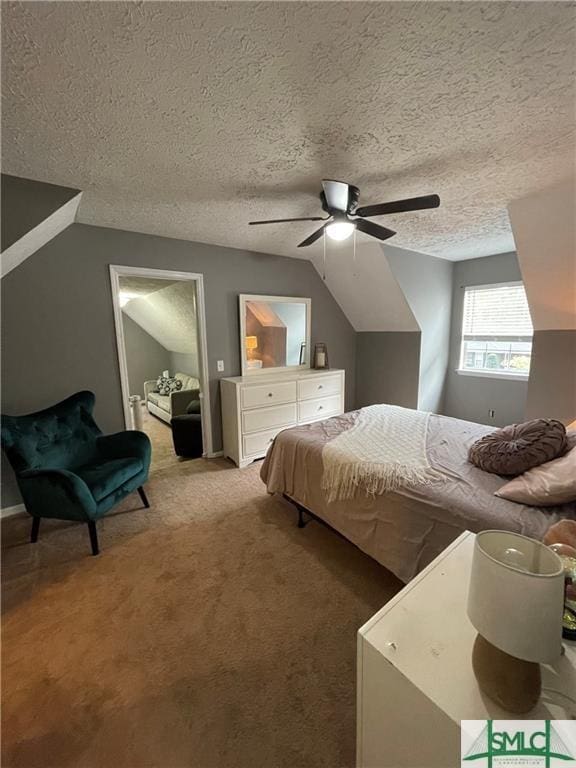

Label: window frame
[456,280,533,381]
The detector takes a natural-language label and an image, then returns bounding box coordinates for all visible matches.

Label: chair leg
[30,516,41,543]
[87,521,99,556]
[137,486,150,509]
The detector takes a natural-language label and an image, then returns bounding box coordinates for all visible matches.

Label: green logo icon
[463,720,574,767]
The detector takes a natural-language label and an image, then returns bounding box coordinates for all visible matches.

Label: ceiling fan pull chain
[322,228,327,281]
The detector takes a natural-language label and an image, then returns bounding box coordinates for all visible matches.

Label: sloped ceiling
[2,2,574,261]
[120,280,197,353]
[311,241,418,332]
[508,177,576,330]
[118,275,179,298]
[0,174,82,277]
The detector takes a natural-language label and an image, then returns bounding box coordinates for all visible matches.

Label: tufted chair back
[1,391,102,475]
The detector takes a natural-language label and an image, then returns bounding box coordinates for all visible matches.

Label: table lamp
[467,530,565,713]
[245,335,258,360]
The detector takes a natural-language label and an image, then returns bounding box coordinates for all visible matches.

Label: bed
[260,408,576,583]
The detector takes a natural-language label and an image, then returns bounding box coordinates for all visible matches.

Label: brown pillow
[468,419,567,476]
[495,446,576,506]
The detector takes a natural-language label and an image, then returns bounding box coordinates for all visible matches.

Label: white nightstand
[357,531,576,768]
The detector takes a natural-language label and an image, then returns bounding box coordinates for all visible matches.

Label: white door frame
[109,265,214,458]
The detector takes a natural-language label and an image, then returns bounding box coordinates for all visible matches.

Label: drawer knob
[318,405,323,410]
[268,393,273,397]
[268,438,273,443]
[318,384,323,389]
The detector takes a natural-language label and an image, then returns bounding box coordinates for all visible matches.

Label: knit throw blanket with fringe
[322,404,437,502]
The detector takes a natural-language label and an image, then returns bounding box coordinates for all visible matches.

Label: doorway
[109,266,212,470]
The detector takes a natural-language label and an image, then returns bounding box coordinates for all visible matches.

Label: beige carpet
[2,454,401,768]
[140,407,189,472]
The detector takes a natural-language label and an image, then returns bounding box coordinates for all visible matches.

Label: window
[458,282,533,378]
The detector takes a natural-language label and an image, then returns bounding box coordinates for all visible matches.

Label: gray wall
[1,223,356,507]
[356,332,420,410]
[526,330,576,423]
[386,245,453,413]
[122,313,171,398]
[170,352,199,379]
[1,174,79,251]
[443,252,528,426]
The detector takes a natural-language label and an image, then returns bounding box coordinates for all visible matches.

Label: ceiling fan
[249,180,440,248]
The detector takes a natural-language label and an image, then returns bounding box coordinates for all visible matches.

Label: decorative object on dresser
[221,369,345,468]
[313,342,329,369]
[357,532,576,768]
[467,530,564,714]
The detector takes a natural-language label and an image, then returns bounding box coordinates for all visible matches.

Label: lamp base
[472,634,541,714]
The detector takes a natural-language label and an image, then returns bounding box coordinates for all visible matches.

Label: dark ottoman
[171,414,203,458]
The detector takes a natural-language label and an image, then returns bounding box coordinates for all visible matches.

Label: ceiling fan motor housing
[320,182,360,216]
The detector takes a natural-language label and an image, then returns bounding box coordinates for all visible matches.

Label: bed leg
[282,494,308,528]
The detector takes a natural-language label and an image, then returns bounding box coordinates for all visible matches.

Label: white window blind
[459,282,533,377]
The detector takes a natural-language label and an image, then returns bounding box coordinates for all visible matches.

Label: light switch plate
[217,360,224,372]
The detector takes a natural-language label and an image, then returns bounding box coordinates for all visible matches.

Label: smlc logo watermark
[461,720,576,767]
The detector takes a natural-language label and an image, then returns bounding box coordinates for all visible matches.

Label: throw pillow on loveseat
[156,376,183,396]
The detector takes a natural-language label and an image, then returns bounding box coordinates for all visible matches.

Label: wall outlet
[217,360,224,373]
[488,409,495,419]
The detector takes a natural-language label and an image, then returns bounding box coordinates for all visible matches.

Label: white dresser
[220,368,345,468]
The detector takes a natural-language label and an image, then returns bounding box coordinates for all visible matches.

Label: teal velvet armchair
[1,391,151,555]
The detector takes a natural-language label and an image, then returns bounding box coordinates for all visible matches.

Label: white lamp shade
[467,530,564,663]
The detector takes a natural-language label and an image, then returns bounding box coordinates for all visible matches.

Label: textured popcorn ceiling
[2,1,575,261]
[121,279,198,353]
[118,276,180,299]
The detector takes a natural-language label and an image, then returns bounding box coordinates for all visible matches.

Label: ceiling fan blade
[321,180,350,212]
[249,216,326,225]
[354,218,396,241]
[297,225,327,248]
[356,194,440,218]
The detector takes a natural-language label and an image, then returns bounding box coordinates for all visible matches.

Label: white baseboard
[206,451,224,458]
[1,503,27,519]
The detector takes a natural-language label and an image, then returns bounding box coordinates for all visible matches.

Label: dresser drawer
[298,374,342,401]
[240,380,297,409]
[242,402,297,434]
[243,427,283,458]
[298,394,342,423]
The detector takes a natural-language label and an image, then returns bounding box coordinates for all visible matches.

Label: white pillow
[495,446,576,506]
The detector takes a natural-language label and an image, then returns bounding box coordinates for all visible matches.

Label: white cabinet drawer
[240,380,297,409]
[298,374,342,401]
[298,394,341,423]
[242,402,297,433]
[243,427,283,458]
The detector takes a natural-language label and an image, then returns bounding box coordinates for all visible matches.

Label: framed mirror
[239,294,311,376]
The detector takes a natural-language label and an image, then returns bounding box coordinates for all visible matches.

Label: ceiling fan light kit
[248,179,440,248]
[325,220,355,241]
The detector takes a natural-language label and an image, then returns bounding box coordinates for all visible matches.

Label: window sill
[455,369,529,382]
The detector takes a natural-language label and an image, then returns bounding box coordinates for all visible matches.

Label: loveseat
[144,372,200,424]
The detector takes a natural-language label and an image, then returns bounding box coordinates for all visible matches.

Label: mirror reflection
[244,300,308,371]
